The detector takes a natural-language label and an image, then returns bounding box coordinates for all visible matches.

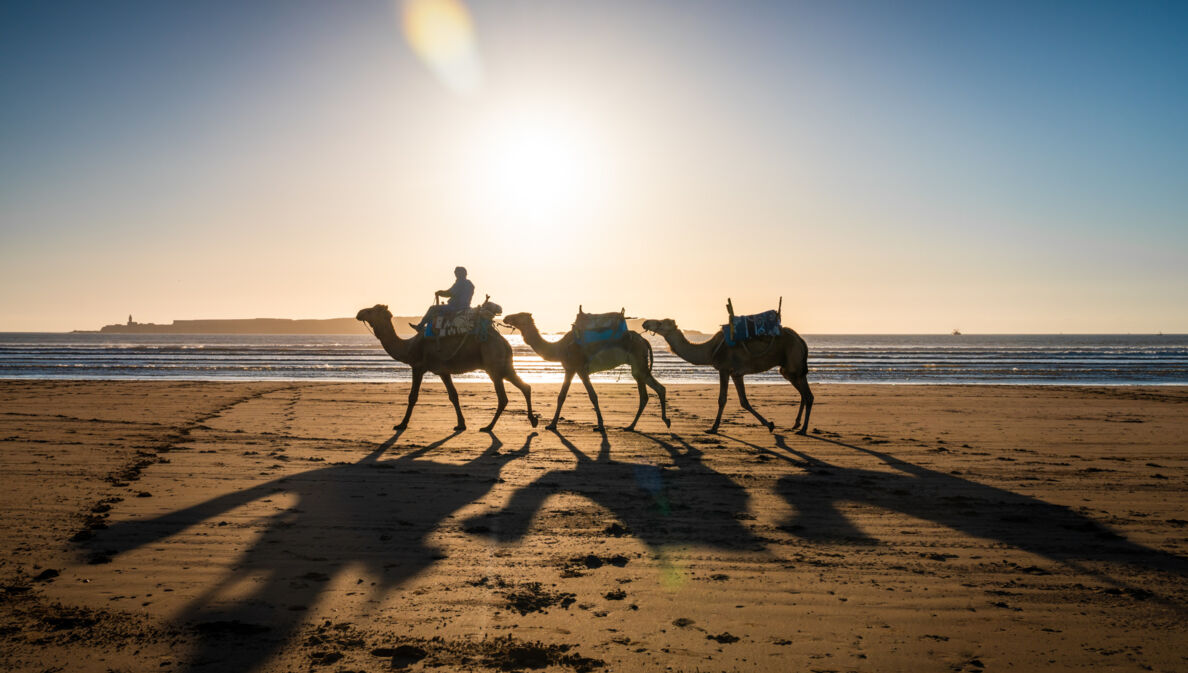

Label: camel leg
[795,374,814,434]
[482,375,509,433]
[577,370,605,432]
[440,374,466,431]
[626,365,670,431]
[547,370,574,431]
[707,369,729,434]
[394,369,424,430]
[624,373,648,432]
[732,374,775,432]
[644,373,670,428]
[781,367,814,435]
[504,372,539,428]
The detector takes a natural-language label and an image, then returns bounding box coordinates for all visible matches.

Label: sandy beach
[1,380,1186,672]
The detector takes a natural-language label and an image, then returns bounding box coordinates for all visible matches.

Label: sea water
[1,332,1185,385]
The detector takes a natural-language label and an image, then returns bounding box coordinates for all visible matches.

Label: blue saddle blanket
[723,310,781,346]
[574,312,628,346]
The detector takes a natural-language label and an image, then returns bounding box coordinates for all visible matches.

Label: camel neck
[517,319,565,362]
[369,316,411,362]
[661,329,720,366]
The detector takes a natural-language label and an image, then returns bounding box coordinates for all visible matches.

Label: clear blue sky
[2,1,1185,332]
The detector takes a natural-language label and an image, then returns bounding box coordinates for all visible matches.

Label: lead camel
[356,304,538,432]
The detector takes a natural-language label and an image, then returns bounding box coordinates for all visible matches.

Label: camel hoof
[480,426,494,433]
[528,414,539,428]
[705,427,719,435]
[455,424,467,432]
[393,423,408,431]
[766,421,776,432]
[663,417,672,428]
[545,423,558,431]
[591,426,605,433]
[623,425,637,432]
[796,428,808,436]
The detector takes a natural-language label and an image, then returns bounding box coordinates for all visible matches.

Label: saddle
[573,306,628,347]
[421,300,502,340]
[723,298,782,347]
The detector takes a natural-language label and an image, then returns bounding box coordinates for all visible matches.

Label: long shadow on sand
[466,429,765,554]
[81,429,534,672]
[728,432,1188,602]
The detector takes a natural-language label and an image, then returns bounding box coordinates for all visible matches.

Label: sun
[473,107,603,222]
[490,123,584,212]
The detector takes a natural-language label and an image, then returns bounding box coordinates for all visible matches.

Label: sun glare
[474,109,604,223]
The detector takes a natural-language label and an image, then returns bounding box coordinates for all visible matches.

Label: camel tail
[786,327,809,373]
[646,337,654,373]
[799,334,809,374]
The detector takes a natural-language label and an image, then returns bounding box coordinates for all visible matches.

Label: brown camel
[641,317,813,434]
[503,311,670,432]
[356,304,537,432]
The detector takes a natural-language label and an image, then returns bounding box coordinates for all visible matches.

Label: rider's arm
[437,279,465,298]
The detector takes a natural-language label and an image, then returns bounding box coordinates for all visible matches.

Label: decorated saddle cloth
[573,311,628,346]
[423,302,501,340]
[723,310,781,347]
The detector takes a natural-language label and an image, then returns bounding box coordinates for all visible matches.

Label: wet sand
[1,380,1186,672]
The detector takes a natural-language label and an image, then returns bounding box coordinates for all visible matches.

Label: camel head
[502,312,534,332]
[355,304,392,325]
[642,318,680,336]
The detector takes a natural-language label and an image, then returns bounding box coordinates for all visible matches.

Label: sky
[1,0,1185,333]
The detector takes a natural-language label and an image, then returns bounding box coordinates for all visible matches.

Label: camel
[641,317,813,434]
[503,311,670,432]
[356,304,538,432]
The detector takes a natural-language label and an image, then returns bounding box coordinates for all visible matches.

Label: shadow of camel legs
[723,431,1188,607]
[466,428,767,555]
[84,430,537,672]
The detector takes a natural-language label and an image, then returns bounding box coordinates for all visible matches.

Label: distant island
[88,314,392,335]
[83,315,713,338]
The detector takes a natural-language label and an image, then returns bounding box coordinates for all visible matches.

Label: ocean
[1,332,1185,385]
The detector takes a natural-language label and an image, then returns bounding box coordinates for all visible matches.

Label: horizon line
[1,330,1182,337]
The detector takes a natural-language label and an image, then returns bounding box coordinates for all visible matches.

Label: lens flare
[400,0,483,95]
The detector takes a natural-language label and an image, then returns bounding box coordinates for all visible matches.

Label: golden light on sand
[400,0,482,95]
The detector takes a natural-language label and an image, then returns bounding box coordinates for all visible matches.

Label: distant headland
[81,315,709,338]
[85,315,381,335]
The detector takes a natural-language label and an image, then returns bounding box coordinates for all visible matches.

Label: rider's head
[454,266,467,279]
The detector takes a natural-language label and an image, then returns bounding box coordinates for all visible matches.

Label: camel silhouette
[642,317,812,434]
[357,303,538,432]
[503,311,669,432]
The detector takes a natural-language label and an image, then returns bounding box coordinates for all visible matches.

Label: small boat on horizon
[952,328,962,336]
